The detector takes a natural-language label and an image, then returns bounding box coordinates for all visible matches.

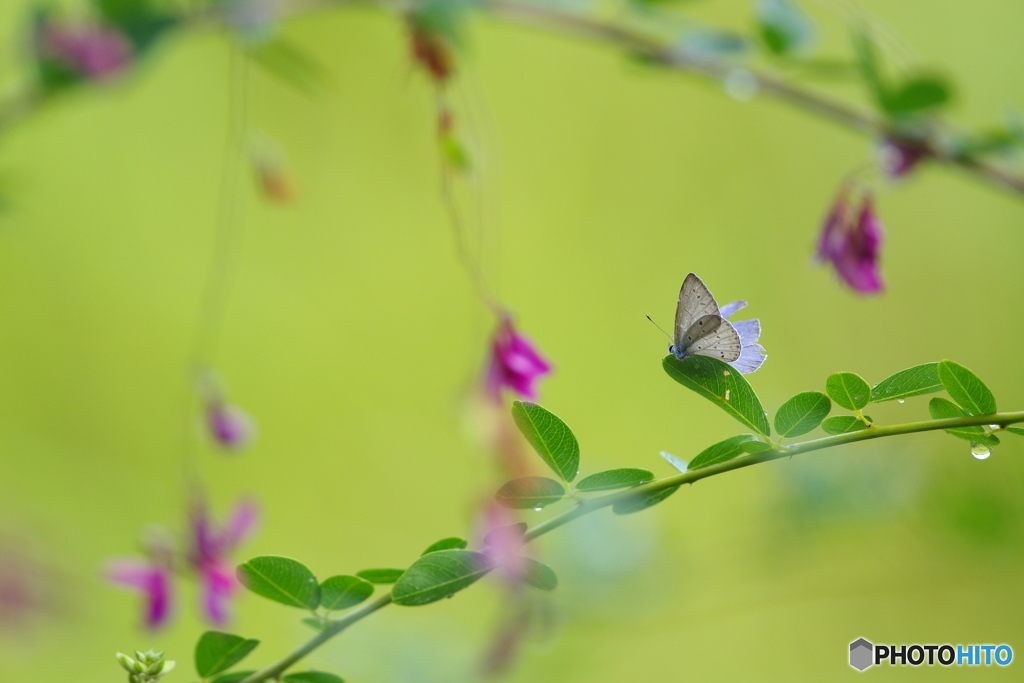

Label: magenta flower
[187,498,259,626]
[36,19,132,81]
[206,401,255,450]
[107,498,258,630]
[484,315,552,401]
[107,548,174,630]
[878,136,929,179]
[816,187,885,295]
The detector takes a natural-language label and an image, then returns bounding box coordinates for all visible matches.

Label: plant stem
[236,409,1024,681]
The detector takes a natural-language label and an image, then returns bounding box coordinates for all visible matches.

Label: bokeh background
[1,0,1023,680]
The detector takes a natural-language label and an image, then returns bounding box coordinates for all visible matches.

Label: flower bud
[116,653,137,673]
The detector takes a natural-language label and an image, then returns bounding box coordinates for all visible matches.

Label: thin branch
[236,409,1024,682]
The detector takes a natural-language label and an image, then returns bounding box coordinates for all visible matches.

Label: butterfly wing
[686,317,742,362]
[674,273,722,347]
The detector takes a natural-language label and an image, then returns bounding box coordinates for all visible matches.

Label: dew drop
[970,443,991,460]
[533,507,543,512]
[897,399,905,404]
[724,389,731,401]
[989,424,1000,430]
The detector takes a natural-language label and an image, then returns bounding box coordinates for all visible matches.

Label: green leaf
[938,360,996,415]
[741,440,773,453]
[495,477,565,509]
[870,363,942,403]
[355,568,405,584]
[247,39,330,96]
[688,434,759,470]
[212,672,258,683]
[576,468,654,492]
[194,631,259,678]
[774,391,831,437]
[884,75,951,115]
[422,537,468,555]
[756,0,814,56]
[319,575,373,611]
[523,559,557,591]
[1007,427,1024,437]
[928,398,1000,447]
[852,31,887,108]
[393,550,493,607]
[236,556,320,610]
[825,372,871,411]
[612,485,681,515]
[659,451,688,472]
[511,402,580,482]
[821,415,870,435]
[662,356,770,436]
[282,672,345,683]
[300,618,327,632]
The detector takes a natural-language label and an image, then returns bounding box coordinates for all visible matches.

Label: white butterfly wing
[674,273,721,345]
[686,317,742,362]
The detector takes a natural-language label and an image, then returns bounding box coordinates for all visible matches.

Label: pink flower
[816,186,885,295]
[478,502,528,586]
[878,136,929,179]
[107,553,173,630]
[37,19,132,81]
[484,315,552,401]
[187,498,259,626]
[206,401,255,450]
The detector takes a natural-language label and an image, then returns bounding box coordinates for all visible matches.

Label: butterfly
[669,273,743,363]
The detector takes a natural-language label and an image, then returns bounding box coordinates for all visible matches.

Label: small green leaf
[1007,427,1024,437]
[576,468,654,492]
[659,451,688,472]
[740,440,773,453]
[756,0,814,56]
[870,363,942,403]
[884,75,951,115]
[422,537,468,555]
[495,477,565,509]
[928,398,1000,447]
[663,355,770,436]
[194,631,259,678]
[523,559,557,591]
[319,575,373,611]
[237,556,320,609]
[825,372,871,411]
[852,31,887,108]
[821,415,870,435]
[212,672,258,683]
[511,402,581,482]
[612,485,681,515]
[774,391,831,437]
[355,568,405,584]
[247,39,329,95]
[282,672,345,683]
[300,618,327,632]
[938,360,996,415]
[393,550,493,607]
[688,434,759,470]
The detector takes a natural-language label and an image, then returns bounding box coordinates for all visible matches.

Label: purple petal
[216,499,260,553]
[107,559,173,630]
[484,317,553,401]
[207,403,255,450]
[200,562,236,627]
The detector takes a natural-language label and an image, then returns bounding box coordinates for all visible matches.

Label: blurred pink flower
[878,136,929,179]
[206,401,255,450]
[107,556,173,630]
[108,498,258,629]
[478,502,528,586]
[37,19,132,81]
[484,315,552,401]
[187,498,259,626]
[816,186,885,295]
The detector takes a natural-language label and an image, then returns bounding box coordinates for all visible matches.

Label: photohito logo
[849,638,1013,671]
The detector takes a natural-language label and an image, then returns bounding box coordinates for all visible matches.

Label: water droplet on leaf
[897,399,905,404]
[533,507,543,512]
[970,443,991,460]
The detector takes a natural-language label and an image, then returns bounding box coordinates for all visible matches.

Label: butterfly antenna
[646,315,672,341]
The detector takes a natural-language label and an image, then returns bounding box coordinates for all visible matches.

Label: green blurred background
[1,0,1023,680]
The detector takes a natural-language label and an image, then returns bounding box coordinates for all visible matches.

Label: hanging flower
[206,401,255,450]
[107,498,258,629]
[483,315,553,402]
[878,136,930,179]
[815,186,885,295]
[409,22,454,84]
[36,17,132,82]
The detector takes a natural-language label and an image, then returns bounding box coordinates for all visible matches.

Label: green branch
[236,409,1024,682]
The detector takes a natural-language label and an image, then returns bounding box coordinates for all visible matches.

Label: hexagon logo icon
[850,638,874,671]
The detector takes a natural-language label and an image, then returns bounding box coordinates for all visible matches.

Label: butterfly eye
[668,344,675,354]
